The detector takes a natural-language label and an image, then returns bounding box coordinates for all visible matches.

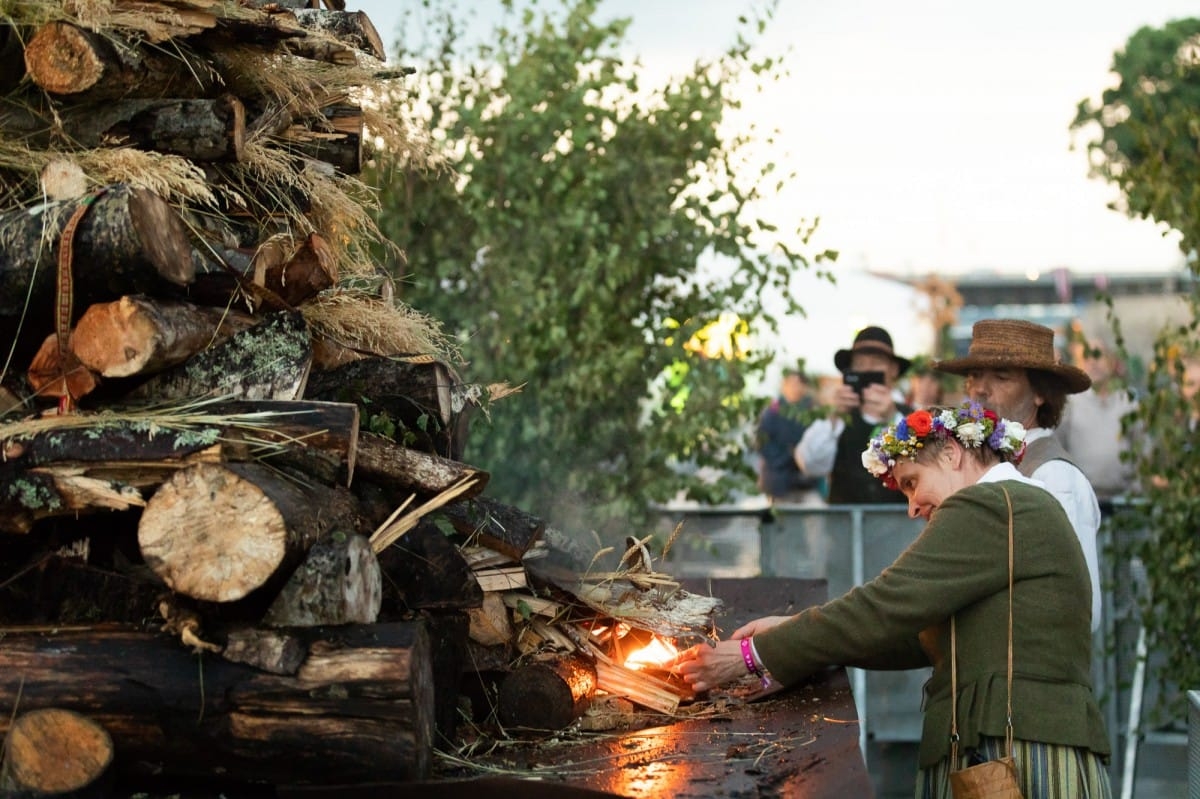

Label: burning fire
[623,636,680,670]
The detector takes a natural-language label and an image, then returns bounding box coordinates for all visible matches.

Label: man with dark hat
[794,325,913,504]
[935,318,1102,630]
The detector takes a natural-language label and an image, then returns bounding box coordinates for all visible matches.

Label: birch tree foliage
[370,0,833,543]
[1074,18,1200,719]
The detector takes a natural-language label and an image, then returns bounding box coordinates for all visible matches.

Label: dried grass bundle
[0,395,313,451]
[76,147,219,206]
[215,140,390,278]
[301,288,461,364]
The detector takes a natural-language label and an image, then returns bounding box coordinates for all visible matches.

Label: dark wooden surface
[307,577,874,799]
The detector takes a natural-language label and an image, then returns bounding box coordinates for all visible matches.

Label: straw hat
[934,319,1091,394]
[834,326,912,375]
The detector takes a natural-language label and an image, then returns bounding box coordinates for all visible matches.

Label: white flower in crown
[862,448,889,477]
[1000,420,1027,451]
[955,421,986,447]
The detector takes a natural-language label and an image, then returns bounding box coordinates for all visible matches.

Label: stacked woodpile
[0,1,722,793]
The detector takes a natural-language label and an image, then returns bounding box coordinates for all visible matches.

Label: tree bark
[137,460,363,602]
[128,310,313,403]
[0,466,149,535]
[207,398,359,486]
[71,295,257,378]
[281,35,356,66]
[23,21,220,99]
[0,622,435,785]
[0,185,196,371]
[0,96,246,162]
[497,653,597,731]
[0,400,360,533]
[439,495,546,562]
[0,708,114,796]
[222,626,307,675]
[355,431,488,497]
[262,532,381,627]
[242,0,321,8]
[292,9,385,61]
[304,356,465,458]
[0,416,223,534]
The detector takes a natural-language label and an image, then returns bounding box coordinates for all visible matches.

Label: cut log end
[497,654,597,731]
[138,462,288,602]
[23,22,105,95]
[0,708,113,793]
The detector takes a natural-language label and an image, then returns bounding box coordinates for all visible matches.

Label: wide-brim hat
[934,319,1092,394]
[834,325,911,375]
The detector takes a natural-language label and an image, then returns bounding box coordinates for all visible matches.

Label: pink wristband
[740,637,769,687]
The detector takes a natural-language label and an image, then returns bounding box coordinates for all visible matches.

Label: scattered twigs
[369,474,482,552]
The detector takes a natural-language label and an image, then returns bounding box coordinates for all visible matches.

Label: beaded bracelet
[740,637,770,688]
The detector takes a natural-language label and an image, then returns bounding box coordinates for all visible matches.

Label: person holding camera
[794,325,913,504]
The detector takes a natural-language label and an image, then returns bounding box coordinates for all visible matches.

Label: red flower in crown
[906,409,933,437]
[983,408,999,424]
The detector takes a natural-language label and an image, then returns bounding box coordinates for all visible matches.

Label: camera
[843,370,885,396]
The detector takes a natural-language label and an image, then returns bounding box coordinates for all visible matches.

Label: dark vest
[827,408,912,504]
[1018,433,1078,476]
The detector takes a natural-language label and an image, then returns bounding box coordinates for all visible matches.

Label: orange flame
[623,636,679,670]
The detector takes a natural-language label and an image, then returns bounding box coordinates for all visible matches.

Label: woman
[672,400,1111,798]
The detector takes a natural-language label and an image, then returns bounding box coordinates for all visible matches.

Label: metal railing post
[1188,690,1200,797]
[850,507,868,760]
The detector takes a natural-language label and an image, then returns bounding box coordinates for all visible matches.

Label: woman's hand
[670,615,794,693]
[669,639,747,693]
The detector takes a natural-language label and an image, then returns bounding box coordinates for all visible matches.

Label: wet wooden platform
[298,577,873,799]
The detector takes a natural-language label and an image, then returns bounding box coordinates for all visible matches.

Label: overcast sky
[354,0,1197,279]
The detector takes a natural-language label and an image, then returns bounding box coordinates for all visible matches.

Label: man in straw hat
[934,319,1102,630]
[795,325,913,504]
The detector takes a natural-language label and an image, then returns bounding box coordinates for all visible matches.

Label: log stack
[0,1,725,792]
[0,0,479,790]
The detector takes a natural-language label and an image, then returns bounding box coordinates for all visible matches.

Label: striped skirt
[917,736,1112,799]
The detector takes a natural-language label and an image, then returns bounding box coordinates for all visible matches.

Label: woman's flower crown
[861,400,1027,490]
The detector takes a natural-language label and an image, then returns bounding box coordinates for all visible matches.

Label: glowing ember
[623,636,679,670]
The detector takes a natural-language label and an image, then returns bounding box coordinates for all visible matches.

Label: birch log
[71,295,257,378]
[127,310,312,403]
